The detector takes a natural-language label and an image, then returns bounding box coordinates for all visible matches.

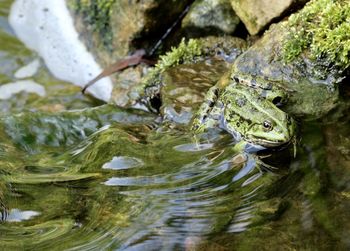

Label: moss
[141,37,246,92]
[71,0,117,50]
[282,0,350,69]
[142,38,203,87]
[155,38,203,71]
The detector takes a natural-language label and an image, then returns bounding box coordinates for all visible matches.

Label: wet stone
[68,0,193,65]
[160,60,230,124]
[182,0,240,37]
[230,0,294,35]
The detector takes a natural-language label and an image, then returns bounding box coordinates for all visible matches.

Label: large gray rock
[230,0,293,35]
[182,0,240,37]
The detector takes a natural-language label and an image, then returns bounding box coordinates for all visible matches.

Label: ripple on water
[5,208,40,222]
[0,120,287,250]
[174,143,214,152]
[102,156,144,170]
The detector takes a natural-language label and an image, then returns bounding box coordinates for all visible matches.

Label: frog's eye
[263,120,273,131]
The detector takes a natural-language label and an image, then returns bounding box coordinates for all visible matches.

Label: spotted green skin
[192,73,296,148]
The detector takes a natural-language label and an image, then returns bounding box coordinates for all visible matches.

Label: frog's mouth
[246,135,293,148]
[247,116,296,148]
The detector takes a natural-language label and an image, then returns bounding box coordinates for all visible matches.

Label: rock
[230,21,341,118]
[229,0,350,119]
[230,0,294,35]
[67,0,193,65]
[182,0,240,37]
[0,80,46,100]
[110,65,147,108]
[65,0,193,102]
[141,37,247,123]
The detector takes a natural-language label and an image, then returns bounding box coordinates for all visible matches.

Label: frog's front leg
[191,85,220,133]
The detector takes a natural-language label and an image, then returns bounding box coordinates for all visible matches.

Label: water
[1,1,350,250]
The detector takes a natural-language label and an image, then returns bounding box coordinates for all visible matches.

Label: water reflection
[5,209,40,222]
[174,143,214,152]
[1,108,350,250]
[0,0,349,249]
[102,156,144,170]
[0,119,288,250]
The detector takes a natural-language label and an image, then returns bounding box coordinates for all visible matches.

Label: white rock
[14,58,41,79]
[0,80,46,100]
[8,0,112,101]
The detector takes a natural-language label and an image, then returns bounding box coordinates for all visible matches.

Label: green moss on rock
[282,0,350,69]
[70,0,116,49]
[156,39,203,71]
[146,36,246,77]
[141,39,203,88]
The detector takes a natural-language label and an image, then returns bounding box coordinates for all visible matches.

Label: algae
[282,0,350,69]
[70,0,117,49]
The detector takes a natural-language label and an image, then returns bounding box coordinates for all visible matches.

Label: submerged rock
[0,105,155,153]
[138,37,247,123]
[108,37,246,114]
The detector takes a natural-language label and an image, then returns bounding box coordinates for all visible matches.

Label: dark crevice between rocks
[144,93,162,114]
[339,75,350,99]
[232,21,249,40]
[131,0,196,57]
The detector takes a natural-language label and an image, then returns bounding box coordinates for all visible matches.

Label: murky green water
[1,1,350,250]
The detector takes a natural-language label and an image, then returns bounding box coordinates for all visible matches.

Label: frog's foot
[231,151,278,182]
[231,141,266,154]
[232,152,259,182]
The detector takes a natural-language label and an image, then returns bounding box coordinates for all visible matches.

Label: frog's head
[221,85,295,147]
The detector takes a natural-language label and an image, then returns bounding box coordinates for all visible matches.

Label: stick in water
[82,49,153,94]
[82,3,192,94]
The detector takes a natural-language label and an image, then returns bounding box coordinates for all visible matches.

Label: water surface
[0,1,350,250]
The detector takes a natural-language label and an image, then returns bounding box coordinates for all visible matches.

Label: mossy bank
[282,0,350,70]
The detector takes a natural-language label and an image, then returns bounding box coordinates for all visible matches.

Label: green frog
[192,72,296,148]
